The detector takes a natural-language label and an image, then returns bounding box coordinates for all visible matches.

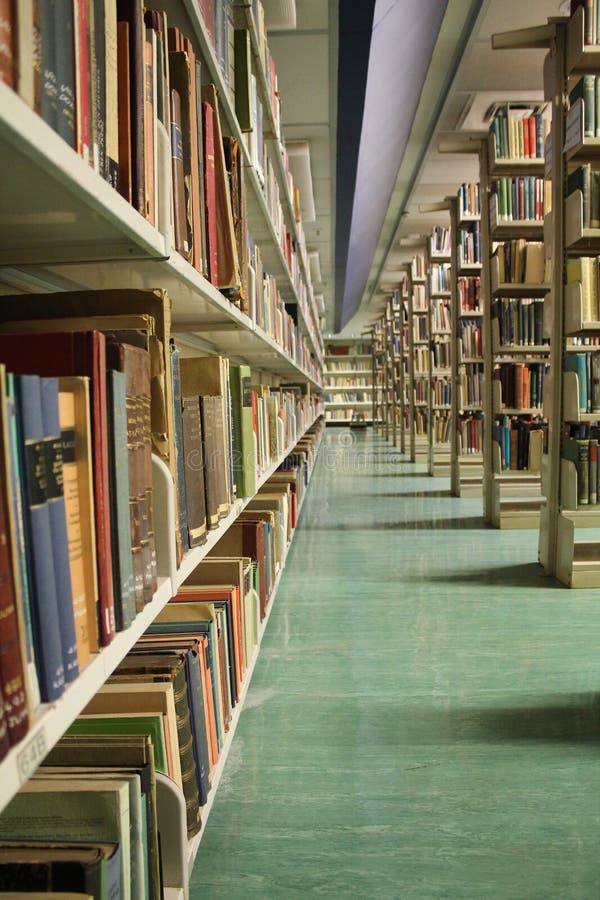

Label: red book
[198,0,215,48]
[0,0,15,88]
[202,99,218,286]
[528,117,536,158]
[0,367,29,747]
[0,332,116,645]
[522,118,530,158]
[74,0,90,163]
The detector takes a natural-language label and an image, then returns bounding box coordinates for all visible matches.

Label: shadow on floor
[423,562,561,588]
[453,695,600,746]
[307,516,485,531]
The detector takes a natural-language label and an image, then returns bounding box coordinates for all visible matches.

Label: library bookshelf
[408,253,429,462]
[324,337,375,425]
[427,226,453,477]
[479,124,550,528]
[0,0,326,895]
[449,184,484,496]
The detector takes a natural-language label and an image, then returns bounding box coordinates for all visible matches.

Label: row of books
[0,3,319,368]
[493,362,547,411]
[432,410,451,443]
[431,339,451,369]
[458,363,484,408]
[567,164,600,229]
[458,276,481,314]
[413,318,428,342]
[411,256,427,280]
[413,408,428,435]
[0,286,322,746]
[493,417,545,472]
[324,377,370,387]
[564,352,600,414]
[458,182,481,220]
[324,409,368,421]
[458,320,483,358]
[457,412,483,454]
[562,433,600,507]
[430,264,451,294]
[491,297,546,347]
[489,102,549,160]
[414,348,429,374]
[490,176,547,223]
[571,0,600,46]
[413,380,428,404]
[324,392,371,403]
[431,298,451,332]
[412,284,428,311]
[431,379,451,408]
[569,76,600,138]
[492,240,546,286]
[458,221,482,267]
[567,257,600,322]
[0,422,323,896]
[430,227,451,257]
[325,342,371,357]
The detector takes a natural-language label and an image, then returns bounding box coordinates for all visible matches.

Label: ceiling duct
[262,0,296,31]
[287,141,316,223]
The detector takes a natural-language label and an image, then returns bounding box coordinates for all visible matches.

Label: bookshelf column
[427,227,453,477]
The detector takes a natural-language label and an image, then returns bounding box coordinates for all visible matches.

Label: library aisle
[190,430,600,899]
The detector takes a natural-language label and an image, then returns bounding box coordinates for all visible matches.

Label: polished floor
[190,429,600,899]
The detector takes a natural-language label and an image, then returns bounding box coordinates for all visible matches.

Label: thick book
[106,369,137,628]
[210,519,267,618]
[0,777,131,900]
[223,136,249,311]
[0,331,116,646]
[201,98,218,284]
[45,731,160,900]
[234,29,253,132]
[168,44,201,270]
[13,375,66,702]
[39,1,58,132]
[110,651,202,837]
[0,839,120,898]
[562,436,590,507]
[58,377,99,665]
[170,342,189,555]
[181,395,208,546]
[39,377,79,683]
[107,341,156,608]
[0,366,29,747]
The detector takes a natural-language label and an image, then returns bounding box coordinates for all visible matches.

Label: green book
[229,364,257,498]
[234,29,253,133]
[0,778,130,900]
[562,437,590,507]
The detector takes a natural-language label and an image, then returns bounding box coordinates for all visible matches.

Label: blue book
[565,353,589,412]
[40,377,79,683]
[14,375,65,702]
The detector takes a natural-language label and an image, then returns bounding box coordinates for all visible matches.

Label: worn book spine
[14,375,65,702]
[170,342,189,554]
[199,396,219,528]
[40,377,79,683]
[181,395,207,546]
[202,99,218,285]
[106,369,137,628]
[92,0,107,176]
[170,88,188,256]
[117,0,145,215]
[117,20,132,202]
[52,0,76,148]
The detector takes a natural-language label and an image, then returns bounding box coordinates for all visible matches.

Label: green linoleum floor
[189,429,600,899]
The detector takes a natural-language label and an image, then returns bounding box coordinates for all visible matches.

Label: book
[0,331,116,646]
[68,713,168,776]
[565,353,589,411]
[117,19,133,202]
[58,378,99,666]
[107,341,156,609]
[234,29,253,132]
[201,98,218,285]
[116,0,145,215]
[45,732,160,900]
[229,364,257,498]
[0,778,131,900]
[0,840,120,899]
[106,369,137,629]
[562,436,590,506]
[180,395,208,546]
[169,88,188,257]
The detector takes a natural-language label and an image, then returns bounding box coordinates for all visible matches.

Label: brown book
[201,84,241,292]
[170,88,188,257]
[223,136,249,313]
[180,395,207,546]
[0,0,16,88]
[58,377,99,667]
[0,365,30,747]
[107,342,156,608]
[210,520,267,618]
[510,429,519,470]
[144,32,156,225]
[514,363,525,409]
[117,20,132,203]
[201,97,218,285]
[117,0,145,215]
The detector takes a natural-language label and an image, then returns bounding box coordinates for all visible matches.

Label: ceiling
[268,0,569,339]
